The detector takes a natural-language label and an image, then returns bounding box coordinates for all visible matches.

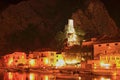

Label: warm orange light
[29,59,35,66]
[113,72,117,76]
[100,77,111,80]
[66,59,79,64]
[100,62,110,69]
[8,58,13,66]
[22,56,24,59]
[44,58,49,64]
[94,64,97,69]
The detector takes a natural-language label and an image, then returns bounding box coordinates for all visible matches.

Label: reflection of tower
[66,19,79,47]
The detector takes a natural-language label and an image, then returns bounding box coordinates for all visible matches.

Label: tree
[55,31,66,51]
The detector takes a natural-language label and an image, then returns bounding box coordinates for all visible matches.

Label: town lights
[66,59,79,65]
[29,59,36,66]
[94,64,97,69]
[100,77,111,80]
[100,61,111,69]
[56,60,65,67]
[44,58,49,64]
[8,58,13,66]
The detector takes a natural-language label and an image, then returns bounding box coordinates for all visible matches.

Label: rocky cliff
[72,0,118,39]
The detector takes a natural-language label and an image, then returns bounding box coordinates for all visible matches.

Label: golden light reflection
[100,77,111,80]
[29,73,35,80]
[44,75,49,80]
[78,77,81,80]
[8,72,13,80]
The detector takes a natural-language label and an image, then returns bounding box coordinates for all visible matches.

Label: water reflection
[4,72,55,80]
[2,72,120,80]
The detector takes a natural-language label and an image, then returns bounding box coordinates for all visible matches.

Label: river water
[0,72,120,80]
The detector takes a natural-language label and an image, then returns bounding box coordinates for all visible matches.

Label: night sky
[101,0,120,28]
[0,0,119,27]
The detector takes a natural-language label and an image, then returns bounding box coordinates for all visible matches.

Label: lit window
[41,59,43,61]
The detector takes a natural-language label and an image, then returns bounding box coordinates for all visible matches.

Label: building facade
[4,52,26,67]
[94,42,120,59]
[3,51,65,68]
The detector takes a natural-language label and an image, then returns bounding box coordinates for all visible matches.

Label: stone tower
[66,19,79,47]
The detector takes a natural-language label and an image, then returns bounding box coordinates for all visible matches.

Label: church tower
[66,19,79,47]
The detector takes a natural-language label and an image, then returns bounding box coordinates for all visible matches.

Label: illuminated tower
[66,19,79,47]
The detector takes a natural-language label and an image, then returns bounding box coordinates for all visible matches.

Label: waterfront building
[86,41,120,69]
[100,54,120,68]
[94,42,120,59]
[31,51,65,67]
[4,52,26,67]
[3,51,65,68]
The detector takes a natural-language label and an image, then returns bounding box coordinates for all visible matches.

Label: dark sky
[101,0,120,27]
[0,0,120,27]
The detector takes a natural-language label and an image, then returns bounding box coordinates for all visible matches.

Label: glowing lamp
[29,59,35,66]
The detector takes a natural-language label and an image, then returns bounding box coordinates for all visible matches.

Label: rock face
[72,0,118,39]
[0,0,119,53]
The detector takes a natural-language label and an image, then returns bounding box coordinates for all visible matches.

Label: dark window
[112,57,115,60]
[106,44,109,46]
[41,59,43,61]
[51,53,54,56]
[13,56,15,59]
[115,43,118,45]
[116,57,120,60]
[15,60,18,62]
[98,45,101,47]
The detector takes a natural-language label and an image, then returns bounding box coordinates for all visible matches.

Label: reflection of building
[65,19,79,47]
[4,72,55,80]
